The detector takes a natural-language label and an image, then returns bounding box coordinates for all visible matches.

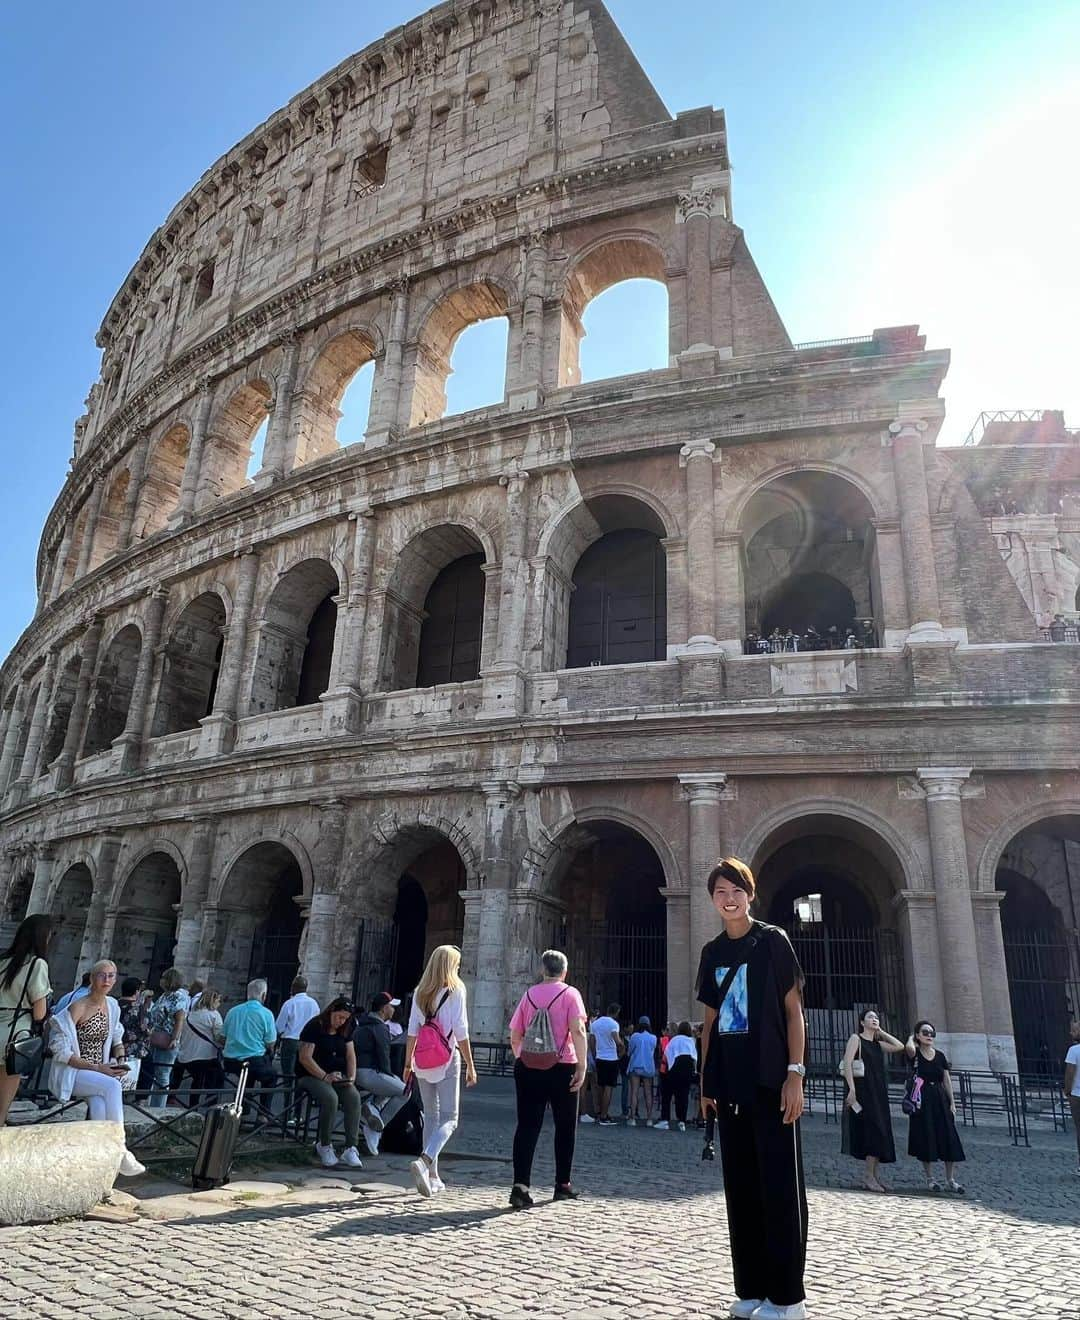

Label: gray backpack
[520,988,568,1070]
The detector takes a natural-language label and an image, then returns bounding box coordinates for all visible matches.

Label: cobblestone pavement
[3,1080,1077,1320]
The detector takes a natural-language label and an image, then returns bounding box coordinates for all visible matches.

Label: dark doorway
[392,875,428,998]
[567,530,666,668]
[248,881,304,1015]
[416,553,485,686]
[761,572,857,638]
[296,593,338,705]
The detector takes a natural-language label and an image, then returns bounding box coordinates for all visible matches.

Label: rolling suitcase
[191,1063,248,1190]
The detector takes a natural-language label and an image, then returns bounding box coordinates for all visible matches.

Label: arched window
[89,471,130,570]
[134,425,189,539]
[82,625,142,758]
[444,319,509,417]
[43,657,81,766]
[152,593,227,737]
[294,329,378,467]
[198,379,272,503]
[561,239,669,387]
[408,282,509,426]
[416,553,486,687]
[567,529,667,668]
[250,560,339,712]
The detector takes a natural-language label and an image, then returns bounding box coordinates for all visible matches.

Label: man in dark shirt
[353,991,410,1156]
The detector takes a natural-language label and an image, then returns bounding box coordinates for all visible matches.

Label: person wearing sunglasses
[904,1020,966,1192]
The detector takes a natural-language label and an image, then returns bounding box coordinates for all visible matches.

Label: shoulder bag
[3,958,46,1078]
[838,1035,865,1079]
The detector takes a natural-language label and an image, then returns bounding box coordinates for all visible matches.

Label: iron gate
[1003,927,1080,1077]
[248,928,301,1014]
[785,922,907,1073]
[551,918,667,1027]
[146,931,176,994]
[352,917,399,1008]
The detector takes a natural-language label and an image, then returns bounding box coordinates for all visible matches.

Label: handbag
[838,1036,865,1079]
[3,958,45,1078]
[901,1069,924,1116]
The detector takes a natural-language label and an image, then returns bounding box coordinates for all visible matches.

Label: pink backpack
[413,989,453,1070]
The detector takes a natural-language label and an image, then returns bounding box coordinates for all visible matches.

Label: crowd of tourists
[743,619,878,655]
[4,858,1080,1320]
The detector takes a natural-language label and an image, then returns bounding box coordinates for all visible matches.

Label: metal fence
[1002,927,1080,1077]
[555,918,668,1026]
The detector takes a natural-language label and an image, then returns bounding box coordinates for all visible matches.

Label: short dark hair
[677,1020,692,1036]
[914,1019,936,1038]
[606,1002,621,1017]
[121,976,143,997]
[315,997,358,1037]
[706,857,756,900]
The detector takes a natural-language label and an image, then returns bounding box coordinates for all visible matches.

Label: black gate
[784,922,907,1074]
[1003,927,1080,1078]
[248,928,301,1014]
[146,931,176,994]
[553,918,667,1027]
[352,917,399,1008]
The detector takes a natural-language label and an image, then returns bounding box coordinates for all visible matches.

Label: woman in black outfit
[905,1019,966,1192]
[840,1008,905,1191]
[698,858,808,1320]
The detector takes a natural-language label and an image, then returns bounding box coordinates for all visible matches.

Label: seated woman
[296,997,363,1169]
[49,959,145,1178]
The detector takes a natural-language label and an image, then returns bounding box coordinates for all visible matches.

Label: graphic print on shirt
[715,965,749,1034]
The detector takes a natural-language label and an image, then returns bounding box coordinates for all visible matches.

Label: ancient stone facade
[2,0,1079,1073]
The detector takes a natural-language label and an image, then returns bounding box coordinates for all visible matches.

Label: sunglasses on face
[919,1029,936,1038]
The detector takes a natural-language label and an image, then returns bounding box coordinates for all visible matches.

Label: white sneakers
[752,1303,808,1319]
[653,1120,670,1130]
[410,1157,433,1198]
[579,1114,595,1124]
[316,1143,339,1167]
[339,1146,363,1168]
[729,1303,764,1319]
[677,1120,686,1131]
[118,1150,146,1178]
[430,1174,446,1193]
[360,1122,381,1157]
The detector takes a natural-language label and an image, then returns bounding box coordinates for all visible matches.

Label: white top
[664,1034,698,1067]
[47,1002,124,1103]
[408,984,469,1081]
[590,1015,620,1062]
[1066,1043,1080,1097]
[177,1007,224,1064]
[275,992,321,1040]
[0,955,51,1036]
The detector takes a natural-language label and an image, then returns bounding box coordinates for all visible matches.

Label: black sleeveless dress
[907,1048,965,1163]
[841,1036,896,1163]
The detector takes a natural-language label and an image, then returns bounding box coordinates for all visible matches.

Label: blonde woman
[404,945,478,1197]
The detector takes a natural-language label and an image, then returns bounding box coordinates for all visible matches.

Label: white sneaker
[360,1122,381,1157]
[339,1146,363,1168]
[410,1157,433,1198]
[654,1120,670,1130]
[730,1302,765,1319]
[579,1114,595,1123]
[645,1119,655,1127]
[361,1100,385,1132]
[118,1150,146,1178]
[431,1175,446,1193]
[316,1143,339,1167]
[677,1121,686,1131]
[751,1302,807,1319]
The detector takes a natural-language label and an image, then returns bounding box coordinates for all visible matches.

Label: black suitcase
[378,1079,424,1156]
[191,1064,248,1190]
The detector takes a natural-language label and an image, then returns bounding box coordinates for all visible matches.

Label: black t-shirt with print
[297,1018,348,1078]
[696,921,803,1107]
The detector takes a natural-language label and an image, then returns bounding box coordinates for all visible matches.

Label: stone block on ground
[0,1121,124,1225]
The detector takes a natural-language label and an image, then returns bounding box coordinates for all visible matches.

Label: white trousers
[70,1070,125,1125]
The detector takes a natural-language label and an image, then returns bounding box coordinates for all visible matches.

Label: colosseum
[2,0,1078,1076]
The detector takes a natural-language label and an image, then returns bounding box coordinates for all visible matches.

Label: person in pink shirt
[507,949,588,1209]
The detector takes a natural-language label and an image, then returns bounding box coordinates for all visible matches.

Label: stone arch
[82,623,142,758]
[89,469,130,570]
[407,279,512,427]
[249,559,340,712]
[151,591,228,736]
[525,804,682,896]
[134,423,190,539]
[198,376,272,503]
[293,324,381,466]
[47,862,95,994]
[111,847,185,986]
[42,654,82,767]
[560,232,670,386]
[975,798,1080,892]
[725,460,888,536]
[379,524,493,692]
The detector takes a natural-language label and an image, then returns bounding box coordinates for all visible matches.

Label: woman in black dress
[841,1008,905,1191]
[904,1020,966,1192]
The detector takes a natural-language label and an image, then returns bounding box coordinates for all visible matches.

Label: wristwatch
[787,1063,806,1078]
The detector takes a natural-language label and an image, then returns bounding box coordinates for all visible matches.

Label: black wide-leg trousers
[715,1087,808,1306]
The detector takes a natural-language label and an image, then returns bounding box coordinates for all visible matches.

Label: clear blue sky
[2,0,1077,659]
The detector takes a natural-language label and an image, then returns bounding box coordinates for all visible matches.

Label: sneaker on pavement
[316,1143,339,1167]
[508,1183,534,1210]
[361,1100,385,1132]
[729,1302,765,1319]
[751,1302,807,1319]
[118,1150,146,1178]
[677,1120,686,1131]
[553,1184,580,1201]
[339,1146,363,1168]
[431,1175,446,1193]
[410,1157,433,1198]
[579,1114,595,1123]
[360,1123,381,1157]
[653,1120,670,1130]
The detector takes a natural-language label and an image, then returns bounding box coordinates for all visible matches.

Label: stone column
[509,233,547,411]
[917,767,989,1070]
[679,774,728,1016]
[16,651,58,787]
[174,817,217,974]
[322,509,375,735]
[77,833,123,971]
[892,890,947,1032]
[173,381,214,521]
[680,440,720,648]
[684,210,714,350]
[890,418,945,642]
[116,429,151,549]
[200,549,259,756]
[48,520,74,601]
[114,589,168,771]
[663,888,691,1024]
[972,890,1018,1073]
[303,890,341,1009]
[714,532,744,655]
[73,478,106,579]
[366,277,409,446]
[256,333,301,483]
[25,843,57,916]
[0,688,27,791]
[484,470,530,714]
[54,617,105,790]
